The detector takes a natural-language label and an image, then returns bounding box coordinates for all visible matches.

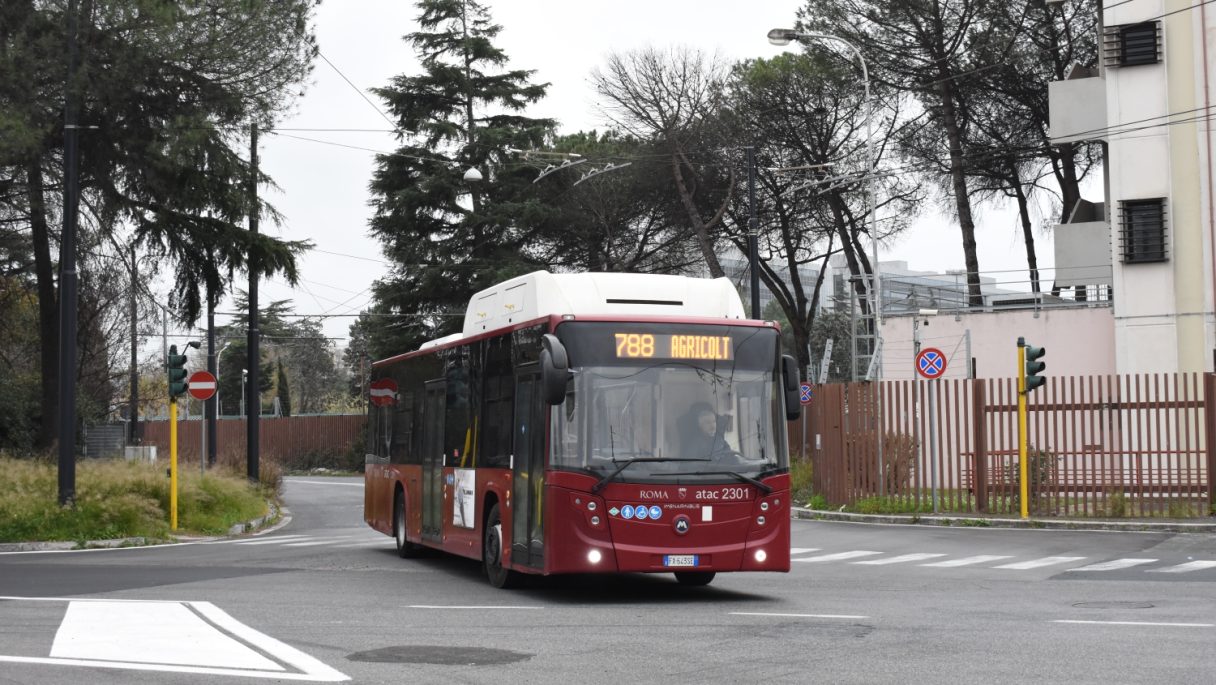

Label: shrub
[790,457,814,505]
[881,431,918,493]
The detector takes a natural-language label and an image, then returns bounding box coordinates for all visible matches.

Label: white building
[1050,0,1216,373]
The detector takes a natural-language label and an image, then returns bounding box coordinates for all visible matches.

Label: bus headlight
[757,515,766,526]
[588,549,603,564]
[754,549,767,563]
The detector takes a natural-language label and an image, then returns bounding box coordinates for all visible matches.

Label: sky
[210,0,1058,346]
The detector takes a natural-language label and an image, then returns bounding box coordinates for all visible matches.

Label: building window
[1104,22,1161,67]
[1119,198,1167,263]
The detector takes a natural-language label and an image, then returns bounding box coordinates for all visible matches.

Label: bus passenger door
[421,380,446,541]
[511,370,545,569]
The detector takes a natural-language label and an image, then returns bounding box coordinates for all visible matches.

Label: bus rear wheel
[483,503,519,589]
[674,571,716,586]
[394,491,422,558]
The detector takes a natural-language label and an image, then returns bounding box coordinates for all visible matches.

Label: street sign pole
[929,380,938,514]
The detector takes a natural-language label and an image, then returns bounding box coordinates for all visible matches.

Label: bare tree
[592,47,734,277]
[798,0,987,305]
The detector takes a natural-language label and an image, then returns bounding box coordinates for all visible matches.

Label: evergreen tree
[276,359,291,417]
[367,0,556,352]
[0,0,318,447]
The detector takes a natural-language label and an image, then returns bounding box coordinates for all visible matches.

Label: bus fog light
[588,549,603,564]
[760,501,769,511]
[590,516,601,526]
[588,501,597,511]
[757,515,766,526]
[755,549,767,563]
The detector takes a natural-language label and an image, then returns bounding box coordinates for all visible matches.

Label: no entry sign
[187,370,217,401]
[370,378,399,407]
[915,348,947,380]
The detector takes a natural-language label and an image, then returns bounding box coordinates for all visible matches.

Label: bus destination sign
[614,333,733,361]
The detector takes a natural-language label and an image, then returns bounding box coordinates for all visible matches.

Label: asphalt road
[1,476,1213,684]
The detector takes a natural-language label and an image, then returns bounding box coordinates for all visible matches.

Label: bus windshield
[552,323,786,483]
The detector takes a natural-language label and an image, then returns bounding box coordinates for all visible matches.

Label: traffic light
[1021,338,1047,393]
[167,345,189,399]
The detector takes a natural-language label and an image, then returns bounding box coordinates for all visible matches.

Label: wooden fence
[140,414,366,465]
[800,373,1216,517]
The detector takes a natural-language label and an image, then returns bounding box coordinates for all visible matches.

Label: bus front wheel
[483,503,520,589]
[674,571,716,586]
[394,491,422,558]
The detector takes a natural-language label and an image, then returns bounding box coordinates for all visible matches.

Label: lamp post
[768,27,885,487]
[767,28,880,366]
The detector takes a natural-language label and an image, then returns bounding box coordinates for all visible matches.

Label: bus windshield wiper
[592,458,709,494]
[683,471,774,494]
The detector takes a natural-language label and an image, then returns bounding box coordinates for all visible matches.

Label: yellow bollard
[170,398,178,530]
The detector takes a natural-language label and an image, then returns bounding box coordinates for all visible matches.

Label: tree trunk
[670,154,724,278]
[1010,165,1041,294]
[26,158,58,449]
[936,81,983,306]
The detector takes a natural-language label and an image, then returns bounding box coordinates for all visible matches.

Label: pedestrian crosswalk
[789,548,1216,575]
[213,533,388,550]
[218,534,1216,576]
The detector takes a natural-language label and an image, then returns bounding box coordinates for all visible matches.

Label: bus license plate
[664,555,698,567]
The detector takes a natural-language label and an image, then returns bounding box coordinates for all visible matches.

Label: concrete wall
[878,306,1116,381]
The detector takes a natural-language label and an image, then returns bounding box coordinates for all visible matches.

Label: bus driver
[679,403,734,460]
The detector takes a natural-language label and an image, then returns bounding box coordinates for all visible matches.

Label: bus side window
[480,334,513,469]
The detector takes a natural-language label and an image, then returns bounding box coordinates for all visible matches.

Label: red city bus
[363,271,801,587]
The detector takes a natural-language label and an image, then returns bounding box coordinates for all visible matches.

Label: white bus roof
[458,271,747,338]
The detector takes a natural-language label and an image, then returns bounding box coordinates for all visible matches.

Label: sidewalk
[793,506,1216,534]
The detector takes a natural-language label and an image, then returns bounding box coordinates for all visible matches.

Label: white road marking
[1052,620,1213,628]
[287,480,364,488]
[0,598,349,681]
[730,612,869,619]
[407,605,544,610]
[789,547,820,555]
[281,537,355,547]
[792,550,882,563]
[50,600,281,670]
[193,601,350,681]
[854,553,946,565]
[995,556,1087,570]
[921,555,1012,568]
[1148,560,1216,574]
[1067,558,1157,572]
[234,535,312,546]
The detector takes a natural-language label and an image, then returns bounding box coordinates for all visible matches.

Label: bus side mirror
[541,334,571,405]
[781,355,801,421]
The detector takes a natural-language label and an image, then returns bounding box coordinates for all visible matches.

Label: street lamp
[769,27,886,491]
[767,28,881,379]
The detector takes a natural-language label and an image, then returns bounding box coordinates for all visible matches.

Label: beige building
[1050,0,1216,373]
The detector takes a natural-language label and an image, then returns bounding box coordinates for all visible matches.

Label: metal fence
[140,414,365,464]
[801,373,1216,517]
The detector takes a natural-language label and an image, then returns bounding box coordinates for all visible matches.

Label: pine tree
[367,0,556,351]
[276,360,291,418]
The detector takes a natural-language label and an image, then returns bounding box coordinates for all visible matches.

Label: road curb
[792,507,1216,533]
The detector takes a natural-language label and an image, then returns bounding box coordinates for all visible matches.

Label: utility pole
[746,146,761,319]
[207,303,217,466]
[57,0,81,507]
[129,244,139,445]
[246,122,260,483]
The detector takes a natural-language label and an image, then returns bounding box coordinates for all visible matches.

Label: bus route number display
[614,333,733,361]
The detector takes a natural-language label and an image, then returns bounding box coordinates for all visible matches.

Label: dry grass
[0,456,272,543]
